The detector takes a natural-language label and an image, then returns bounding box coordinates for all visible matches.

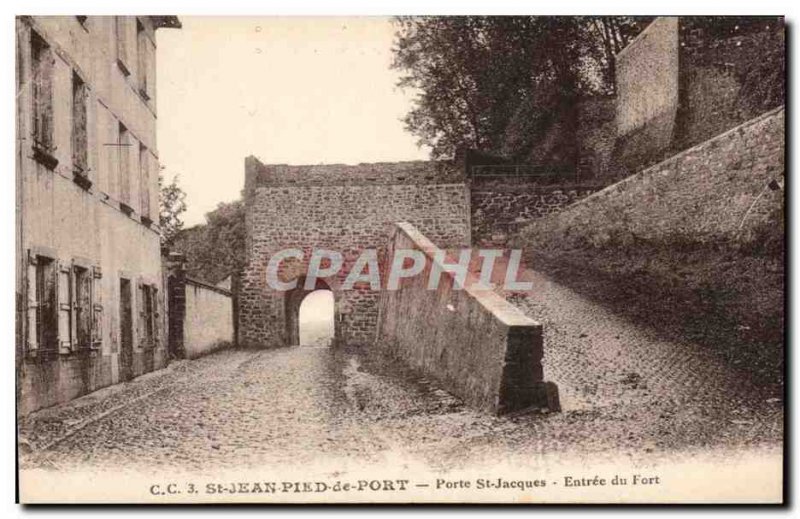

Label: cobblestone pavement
[20,270,782,476]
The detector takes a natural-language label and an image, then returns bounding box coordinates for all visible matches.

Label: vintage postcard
[15,14,785,504]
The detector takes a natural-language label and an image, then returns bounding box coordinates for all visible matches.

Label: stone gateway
[239,156,472,349]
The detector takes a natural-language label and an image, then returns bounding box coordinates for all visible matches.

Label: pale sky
[156,16,429,226]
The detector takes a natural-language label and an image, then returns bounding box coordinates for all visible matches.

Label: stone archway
[283,276,342,348]
[238,155,472,349]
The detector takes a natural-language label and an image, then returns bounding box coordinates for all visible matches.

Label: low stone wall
[375,222,559,415]
[167,265,234,360]
[183,279,234,359]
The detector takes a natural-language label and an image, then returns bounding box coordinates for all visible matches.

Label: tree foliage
[391,16,646,162]
[159,171,187,246]
[169,200,246,285]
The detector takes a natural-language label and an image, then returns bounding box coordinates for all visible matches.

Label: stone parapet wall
[248,157,463,187]
[375,222,559,414]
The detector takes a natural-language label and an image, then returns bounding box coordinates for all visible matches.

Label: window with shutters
[36,259,105,356]
[72,71,88,176]
[26,253,58,357]
[31,30,56,165]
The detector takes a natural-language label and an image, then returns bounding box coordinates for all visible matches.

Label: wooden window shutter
[115,17,131,76]
[136,279,146,349]
[31,32,54,151]
[56,260,75,353]
[26,251,39,355]
[75,267,92,350]
[91,266,103,350]
[72,72,88,173]
[118,124,130,205]
[139,145,150,219]
[136,20,148,96]
[151,286,160,348]
[42,51,54,150]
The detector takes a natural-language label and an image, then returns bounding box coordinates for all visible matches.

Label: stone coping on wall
[184,276,233,298]
[248,155,464,187]
[394,222,538,329]
[568,105,785,213]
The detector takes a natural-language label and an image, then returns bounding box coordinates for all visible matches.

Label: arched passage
[284,277,341,347]
[298,290,334,346]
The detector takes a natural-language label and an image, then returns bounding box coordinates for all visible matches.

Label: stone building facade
[16,16,180,415]
[239,157,471,349]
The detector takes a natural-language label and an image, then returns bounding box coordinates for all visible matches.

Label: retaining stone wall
[471,181,602,247]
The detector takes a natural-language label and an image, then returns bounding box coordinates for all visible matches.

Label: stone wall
[616,17,680,137]
[376,222,559,414]
[674,17,785,152]
[613,17,680,177]
[562,106,784,244]
[183,279,234,359]
[611,16,784,178]
[247,159,463,187]
[576,96,617,180]
[471,180,602,247]
[514,107,785,386]
[240,156,471,349]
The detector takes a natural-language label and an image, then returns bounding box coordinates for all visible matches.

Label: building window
[139,143,150,219]
[136,19,149,99]
[115,16,131,76]
[31,258,104,356]
[26,253,57,356]
[118,122,130,206]
[30,30,55,157]
[72,71,88,175]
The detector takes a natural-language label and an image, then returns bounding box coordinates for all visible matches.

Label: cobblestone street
[19,270,782,477]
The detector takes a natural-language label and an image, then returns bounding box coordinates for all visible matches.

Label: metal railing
[470,164,581,183]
